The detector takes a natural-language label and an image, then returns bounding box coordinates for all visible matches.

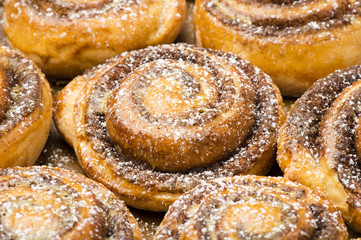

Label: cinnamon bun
[4,0,186,79]
[0,46,52,168]
[278,65,361,231]
[0,166,142,239]
[54,43,285,211]
[194,0,361,97]
[154,176,348,239]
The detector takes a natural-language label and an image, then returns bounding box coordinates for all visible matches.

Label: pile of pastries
[1,0,361,239]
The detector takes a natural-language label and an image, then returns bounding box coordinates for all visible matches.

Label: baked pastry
[154,176,348,239]
[4,0,186,79]
[194,0,361,97]
[0,166,142,239]
[54,43,285,211]
[278,65,361,231]
[0,46,52,168]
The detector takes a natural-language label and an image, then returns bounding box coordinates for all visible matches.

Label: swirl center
[228,203,281,234]
[0,190,76,239]
[132,60,219,123]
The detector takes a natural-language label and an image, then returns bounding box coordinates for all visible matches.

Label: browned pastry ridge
[278,65,361,232]
[0,166,142,239]
[154,176,348,240]
[54,43,285,211]
[194,0,361,97]
[3,0,186,79]
[0,46,52,168]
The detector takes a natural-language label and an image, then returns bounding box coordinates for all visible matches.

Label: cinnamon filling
[0,167,137,240]
[0,51,42,137]
[0,69,11,122]
[155,177,347,239]
[78,44,282,192]
[24,0,137,18]
[105,54,256,171]
[285,65,361,196]
[321,82,361,195]
[204,0,360,37]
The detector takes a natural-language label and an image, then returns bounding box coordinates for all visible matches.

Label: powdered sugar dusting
[5,0,185,79]
[154,176,348,239]
[320,81,361,193]
[72,43,284,204]
[282,65,361,192]
[279,65,361,231]
[204,0,361,39]
[0,46,44,137]
[105,51,258,171]
[37,123,85,175]
[20,0,140,19]
[0,166,142,239]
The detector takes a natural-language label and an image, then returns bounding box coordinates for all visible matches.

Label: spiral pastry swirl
[278,65,361,232]
[0,166,142,239]
[0,46,52,168]
[154,176,348,239]
[54,44,285,211]
[4,0,186,79]
[194,0,361,96]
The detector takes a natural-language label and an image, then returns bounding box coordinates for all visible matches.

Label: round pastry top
[282,65,361,194]
[0,46,46,138]
[16,0,161,20]
[201,0,361,38]
[71,43,284,192]
[155,176,348,239]
[105,54,256,171]
[0,166,142,239]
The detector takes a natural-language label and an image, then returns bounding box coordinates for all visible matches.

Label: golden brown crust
[4,0,186,79]
[0,46,52,168]
[154,176,348,240]
[278,65,361,232]
[55,43,285,211]
[194,0,361,97]
[54,75,87,147]
[105,57,257,172]
[0,166,142,239]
